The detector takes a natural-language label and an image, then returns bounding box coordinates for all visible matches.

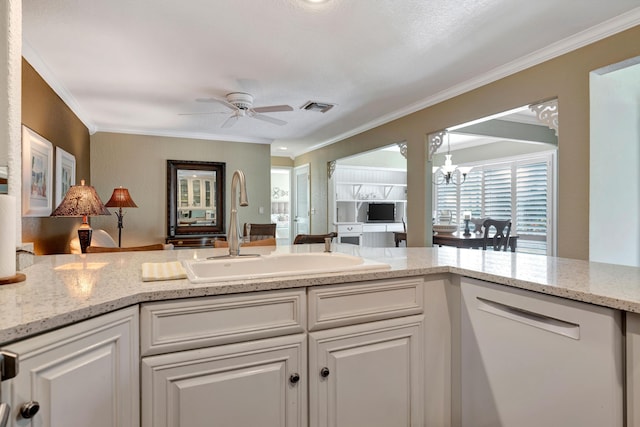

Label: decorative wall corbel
[327,160,336,179]
[427,131,447,160]
[529,99,559,136]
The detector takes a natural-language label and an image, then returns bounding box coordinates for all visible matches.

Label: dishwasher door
[461,277,623,427]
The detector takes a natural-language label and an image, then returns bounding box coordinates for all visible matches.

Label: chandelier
[432,131,472,185]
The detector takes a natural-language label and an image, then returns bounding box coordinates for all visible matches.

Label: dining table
[432,231,519,252]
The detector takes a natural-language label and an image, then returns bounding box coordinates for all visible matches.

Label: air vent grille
[300,101,335,113]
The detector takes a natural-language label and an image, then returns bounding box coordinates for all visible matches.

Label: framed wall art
[55,146,76,207]
[22,125,53,217]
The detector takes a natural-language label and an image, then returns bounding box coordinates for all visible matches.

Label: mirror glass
[167,160,225,238]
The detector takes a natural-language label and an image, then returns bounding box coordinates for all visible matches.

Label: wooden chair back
[243,223,277,241]
[86,243,167,253]
[293,232,338,245]
[214,238,277,248]
[481,219,512,251]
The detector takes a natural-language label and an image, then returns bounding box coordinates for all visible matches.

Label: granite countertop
[1,244,640,344]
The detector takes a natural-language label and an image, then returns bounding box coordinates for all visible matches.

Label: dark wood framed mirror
[167,160,226,244]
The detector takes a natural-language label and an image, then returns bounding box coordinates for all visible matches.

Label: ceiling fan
[185,92,293,128]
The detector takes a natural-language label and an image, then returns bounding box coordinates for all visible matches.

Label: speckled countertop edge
[1,245,639,344]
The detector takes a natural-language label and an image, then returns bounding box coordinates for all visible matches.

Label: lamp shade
[105,187,138,208]
[51,180,111,217]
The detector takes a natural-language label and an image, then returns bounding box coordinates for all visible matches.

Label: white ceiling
[22,0,640,158]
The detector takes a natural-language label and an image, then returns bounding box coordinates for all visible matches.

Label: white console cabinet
[0,306,139,427]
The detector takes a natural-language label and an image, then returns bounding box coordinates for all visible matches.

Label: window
[434,152,555,255]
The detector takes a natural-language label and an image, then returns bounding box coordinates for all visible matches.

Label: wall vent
[300,101,335,113]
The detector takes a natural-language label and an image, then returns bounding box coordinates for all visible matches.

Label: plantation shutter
[435,180,458,224]
[516,160,548,254]
[459,169,482,228]
[483,166,512,220]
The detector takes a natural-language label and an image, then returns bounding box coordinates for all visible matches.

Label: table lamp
[51,180,111,253]
[104,187,138,247]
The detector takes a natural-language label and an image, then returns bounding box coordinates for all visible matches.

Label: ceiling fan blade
[252,105,293,113]
[178,111,228,116]
[221,115,239,128]
[251,113,287,126]
[196,97,237,111]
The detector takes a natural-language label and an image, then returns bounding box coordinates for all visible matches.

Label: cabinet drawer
[308,277,424,331]
[141,289,306,356]
[386,223,405,232]
[337,223,363,234]
[363,224,386,232]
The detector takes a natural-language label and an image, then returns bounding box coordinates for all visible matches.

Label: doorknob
[320,367,330,378]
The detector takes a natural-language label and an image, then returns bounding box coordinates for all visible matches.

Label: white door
[271,167,292,245]
[309,316,424,427]
[142,334,307,427]
[293,164,310,236]
[2,307,139,427]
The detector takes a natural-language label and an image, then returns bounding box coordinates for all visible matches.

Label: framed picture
[22,126,54,217]
[55,147,76,206]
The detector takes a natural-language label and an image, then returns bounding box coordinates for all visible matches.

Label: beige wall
[271,156,294,167]
[90,132,272,247]
[296,25,640,260]
[22,59,91,254]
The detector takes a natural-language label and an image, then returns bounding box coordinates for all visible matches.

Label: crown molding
[297,6,640,157]
[93,126,272,145]
[22,39,98,134]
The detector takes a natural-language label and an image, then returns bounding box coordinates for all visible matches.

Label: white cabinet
[331,166,406,225]
[142,334,307,427]
[140,289,307,427]
[140,278,425,427]
[307,278,425,427]
[309,316,424,427]
[1,306,139,427]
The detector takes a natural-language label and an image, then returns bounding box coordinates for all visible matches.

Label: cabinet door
[142,334,307,427]
[309,315,424,427]
[1,306,139,427]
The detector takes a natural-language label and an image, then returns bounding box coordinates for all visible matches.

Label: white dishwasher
[461,277,623,427]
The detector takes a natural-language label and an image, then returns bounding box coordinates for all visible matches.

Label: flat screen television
[367,203,395,223]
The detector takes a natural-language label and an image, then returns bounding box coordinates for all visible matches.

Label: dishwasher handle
[476,296,580,340]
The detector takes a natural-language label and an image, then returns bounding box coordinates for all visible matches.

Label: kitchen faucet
[227,170,248,256]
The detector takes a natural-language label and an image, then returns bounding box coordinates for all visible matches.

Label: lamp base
[78,228,93,253]
[0,273,26,285]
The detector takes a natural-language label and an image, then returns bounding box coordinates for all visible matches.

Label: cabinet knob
[289,373,300,384]
[19,401,39,419]
[320,367,330,378]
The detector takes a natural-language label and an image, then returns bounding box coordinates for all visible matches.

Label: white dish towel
[141,261,187,282]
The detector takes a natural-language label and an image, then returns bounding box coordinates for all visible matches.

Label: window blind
[433,153,553,255]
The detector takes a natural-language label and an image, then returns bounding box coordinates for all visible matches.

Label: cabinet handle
[0,403,10,427]
[320,367,330,378]
[19,401,40,419]
[289,373,300,384]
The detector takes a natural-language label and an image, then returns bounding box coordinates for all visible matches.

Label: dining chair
[481,219,512,251]
[86,243,171,253]
[293,232,338,244]
[243,223,277,241]
[214,237,277,248]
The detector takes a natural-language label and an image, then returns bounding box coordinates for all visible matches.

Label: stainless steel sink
[182,252,390,283]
